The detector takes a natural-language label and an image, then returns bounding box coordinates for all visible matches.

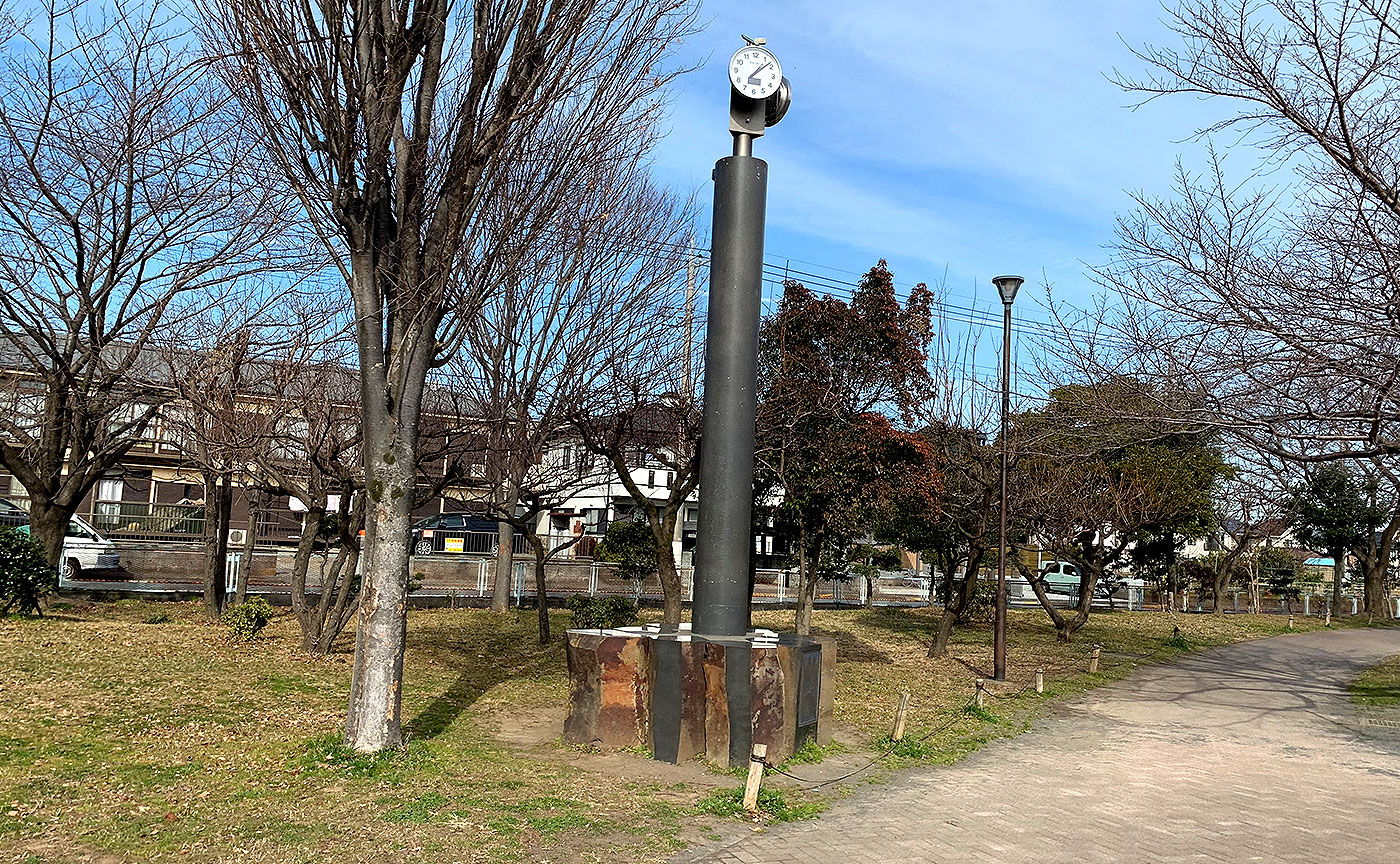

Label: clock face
[729,46,782,100]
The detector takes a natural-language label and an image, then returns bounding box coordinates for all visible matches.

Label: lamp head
[992,275,1025,305]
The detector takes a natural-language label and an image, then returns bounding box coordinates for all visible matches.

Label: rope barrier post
[891,689,911,742]
[974,678,986,709]
[742,743,768,812]
[1034,667,1044,695]
[1089,645,1101,675]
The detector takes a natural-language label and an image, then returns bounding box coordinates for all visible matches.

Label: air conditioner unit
[228,528,248,546]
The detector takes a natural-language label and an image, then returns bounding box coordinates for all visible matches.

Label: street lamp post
[991,275,1023,683]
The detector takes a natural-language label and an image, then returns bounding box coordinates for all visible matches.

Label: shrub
[958,579,996,624]
[594,519,656,581]
[222,596,275,640]
[0,526,56,616]
[566,595,639,629]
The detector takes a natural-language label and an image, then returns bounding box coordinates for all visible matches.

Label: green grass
[1351,654,1400,707]
[0,597,1372,862]
[695,786,826,823]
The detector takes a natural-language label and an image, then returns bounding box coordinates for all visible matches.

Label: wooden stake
[1034,668,1044,694]
[1089,645,1101,674]
[742,743,767,812]
[1288,614,1295,630]
[891,689,911,741]
[974,678,985,708]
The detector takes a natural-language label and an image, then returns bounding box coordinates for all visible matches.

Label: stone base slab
[563,625,835,767]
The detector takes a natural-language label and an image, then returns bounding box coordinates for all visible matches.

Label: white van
[58,515,121,579]
[13,514,121,581]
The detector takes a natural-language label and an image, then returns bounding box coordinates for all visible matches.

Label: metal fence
[62,545,1400,618]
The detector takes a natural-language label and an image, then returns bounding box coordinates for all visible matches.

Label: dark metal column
[691,154,767,637]
[994,299,1011,681]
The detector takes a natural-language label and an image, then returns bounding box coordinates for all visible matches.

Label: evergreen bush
[222,596,275,640]
[0,526,56,616]
[566,595,640,629]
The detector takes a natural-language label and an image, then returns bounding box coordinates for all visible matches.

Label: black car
[411,512,502,556]
[0,498,29,529]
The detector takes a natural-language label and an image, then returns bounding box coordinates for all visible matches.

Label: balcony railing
[91,502,204,539]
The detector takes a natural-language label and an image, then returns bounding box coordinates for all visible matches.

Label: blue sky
[652,0,1230,340]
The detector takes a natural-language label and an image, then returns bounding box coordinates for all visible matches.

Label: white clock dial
[729,46,782,100]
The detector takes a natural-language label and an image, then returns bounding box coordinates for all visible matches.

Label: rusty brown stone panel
[594,635,652,749]
[562,633,604,745]
[702,642,731,765]
[750,646,792,763]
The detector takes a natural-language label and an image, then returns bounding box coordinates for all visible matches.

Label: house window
[584,509,605,535]
[647,470,655,488]
[665,471,673,489]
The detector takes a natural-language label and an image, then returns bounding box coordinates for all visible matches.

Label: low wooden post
[891,689,911,742]
[742,743,767,812]
[1034,668,1044,694]
[1089,645,1101,674]
[1288,614,1295,630]
[974,678,985,709]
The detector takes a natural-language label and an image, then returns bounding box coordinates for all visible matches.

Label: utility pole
[683,239,697,398]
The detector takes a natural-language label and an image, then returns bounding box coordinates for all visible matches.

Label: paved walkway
[679,628,1400,863]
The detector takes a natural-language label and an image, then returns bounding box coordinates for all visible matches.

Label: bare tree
[241,346,365,654]
[170,296,365,645]
[161,319,257,620]
[1350,459,1400,621]
[448,164,692,617]
[507,437,614,644]
[0,0,277,567]
[1080,0,1400,619]
[1007,378,1227,641]
[205,0,699,751]
[575,375,701,629]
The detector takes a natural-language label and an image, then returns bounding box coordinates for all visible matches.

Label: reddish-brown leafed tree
[756,262,940,635]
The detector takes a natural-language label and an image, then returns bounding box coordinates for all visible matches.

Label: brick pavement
[677,627,1400,863]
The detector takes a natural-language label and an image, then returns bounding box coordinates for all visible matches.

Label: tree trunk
[316,544,361,654]
[527,531,550,645]
[487,476,520,616]
[289,508,325,651]
[201,471,232,620]
[929,607,958,658]
[235,491,262,606]
[1362,563,1388,621]
[1015,559,1076,641]
[1212,569,1228,616]
[795,538,820,636]
[25,498,71,574]
[928,550,978,658]
[796,572,819,636]
[1330,549,1345,615]
[344,432,415,753]
[654,512,683,629]
[491,519,515,613]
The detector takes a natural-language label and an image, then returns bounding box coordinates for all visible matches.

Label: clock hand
[747,61,771,85]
